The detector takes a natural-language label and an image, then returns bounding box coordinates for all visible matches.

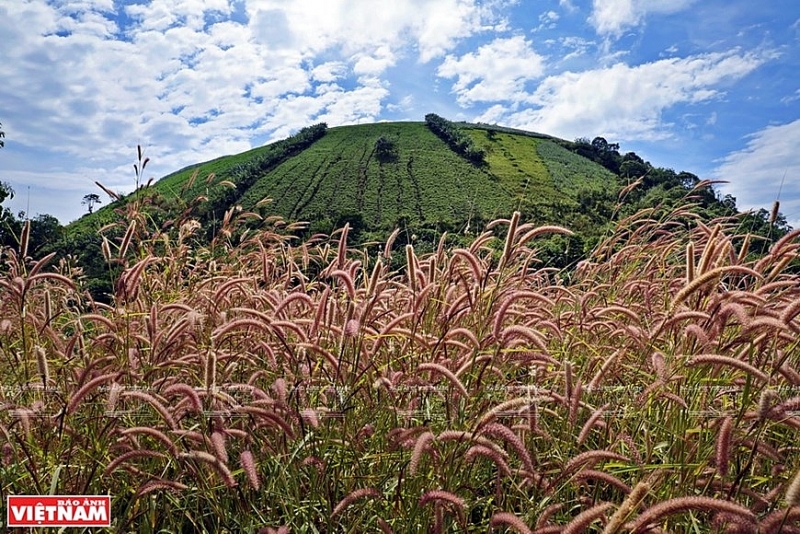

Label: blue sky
[1,0,799,226]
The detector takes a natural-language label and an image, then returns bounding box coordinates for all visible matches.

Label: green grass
[236,123,512,230]
[535,138,618,196]
[467,129,562,209]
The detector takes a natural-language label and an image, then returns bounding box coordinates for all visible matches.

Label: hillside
[70,120,617,240]
[53,115,788,301]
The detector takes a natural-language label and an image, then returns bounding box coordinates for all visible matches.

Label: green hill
[55,115,787,301]
[70,120,618,241]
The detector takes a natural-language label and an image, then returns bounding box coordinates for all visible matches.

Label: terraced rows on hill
[71,121,618,238]
[237,123,504,230]
[234,123,616,231]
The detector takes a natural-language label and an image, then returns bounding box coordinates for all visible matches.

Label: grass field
[237,122,511,230]
[2,188,799,532]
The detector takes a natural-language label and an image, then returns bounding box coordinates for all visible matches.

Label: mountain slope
[55,117,792,302]
[244,122,616,232]
[71,121,618,239]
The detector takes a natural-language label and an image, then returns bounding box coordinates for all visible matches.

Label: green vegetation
[65,117,787,252]
[3,115,789,302]
[234,122,507,239]
[536,138,615,196]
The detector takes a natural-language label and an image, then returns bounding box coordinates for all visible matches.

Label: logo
[6,496,111,528]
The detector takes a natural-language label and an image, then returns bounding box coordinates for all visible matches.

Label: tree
[28,214,63,255]
[374,136,399,164]
[0,121,4,148]
[620,153,649,179]
[82,193,102,214]
[0,182,19,248]
[590,137,621,174]
[0,181,12,204]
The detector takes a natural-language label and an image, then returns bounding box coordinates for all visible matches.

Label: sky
[1,0,799,227]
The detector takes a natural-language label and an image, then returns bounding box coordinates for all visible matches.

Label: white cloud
[0,0,503,167]
[537,10,559,30]
[589,0,697,38]
[559,0,578,12]
[311,62,347,83]
[386,94,415,113]
[557,36,595,61]
[5,0,496,222]
[5,2,488,141]
[438,36,545,105]
[245,0,496,62]
[352,46,397,77]
[714,120,800,228]
[781,89,800,104]
[125,0,232,31]
[249,9,297,50]
[662,44,679,56]
[474,50,768,142]
[317,84,390,125]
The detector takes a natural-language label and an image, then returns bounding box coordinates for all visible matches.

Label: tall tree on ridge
[82,193,102,214]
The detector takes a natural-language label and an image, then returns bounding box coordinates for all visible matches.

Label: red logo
[6,496,111,527]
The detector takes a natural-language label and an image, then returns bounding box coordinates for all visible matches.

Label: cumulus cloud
[124,0,233,32]
[559,0,578,13]
[474,50,768,142]
[1,0,501,161]
[714,119,800,227]
[537,10,560,30]
[352,46,397,78]
[245,0,497,62]
[589,0,697,38]
[0,0,511,222]
[438,36,545,105]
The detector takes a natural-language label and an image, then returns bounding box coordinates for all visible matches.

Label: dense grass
[236,122,511,231]
[469,129,557,204]
[535,138,617,196]
[2,183,800,532]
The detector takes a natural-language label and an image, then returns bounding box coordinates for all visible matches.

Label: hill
[70,119,617,239]
[50,114,786,300]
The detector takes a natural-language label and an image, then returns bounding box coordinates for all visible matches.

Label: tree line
[424,113,486,166]
[558,135,790,256]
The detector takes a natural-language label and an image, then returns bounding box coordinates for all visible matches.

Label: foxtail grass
[1,188,799,531]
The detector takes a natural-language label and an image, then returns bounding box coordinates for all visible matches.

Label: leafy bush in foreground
[1,182,799,532]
